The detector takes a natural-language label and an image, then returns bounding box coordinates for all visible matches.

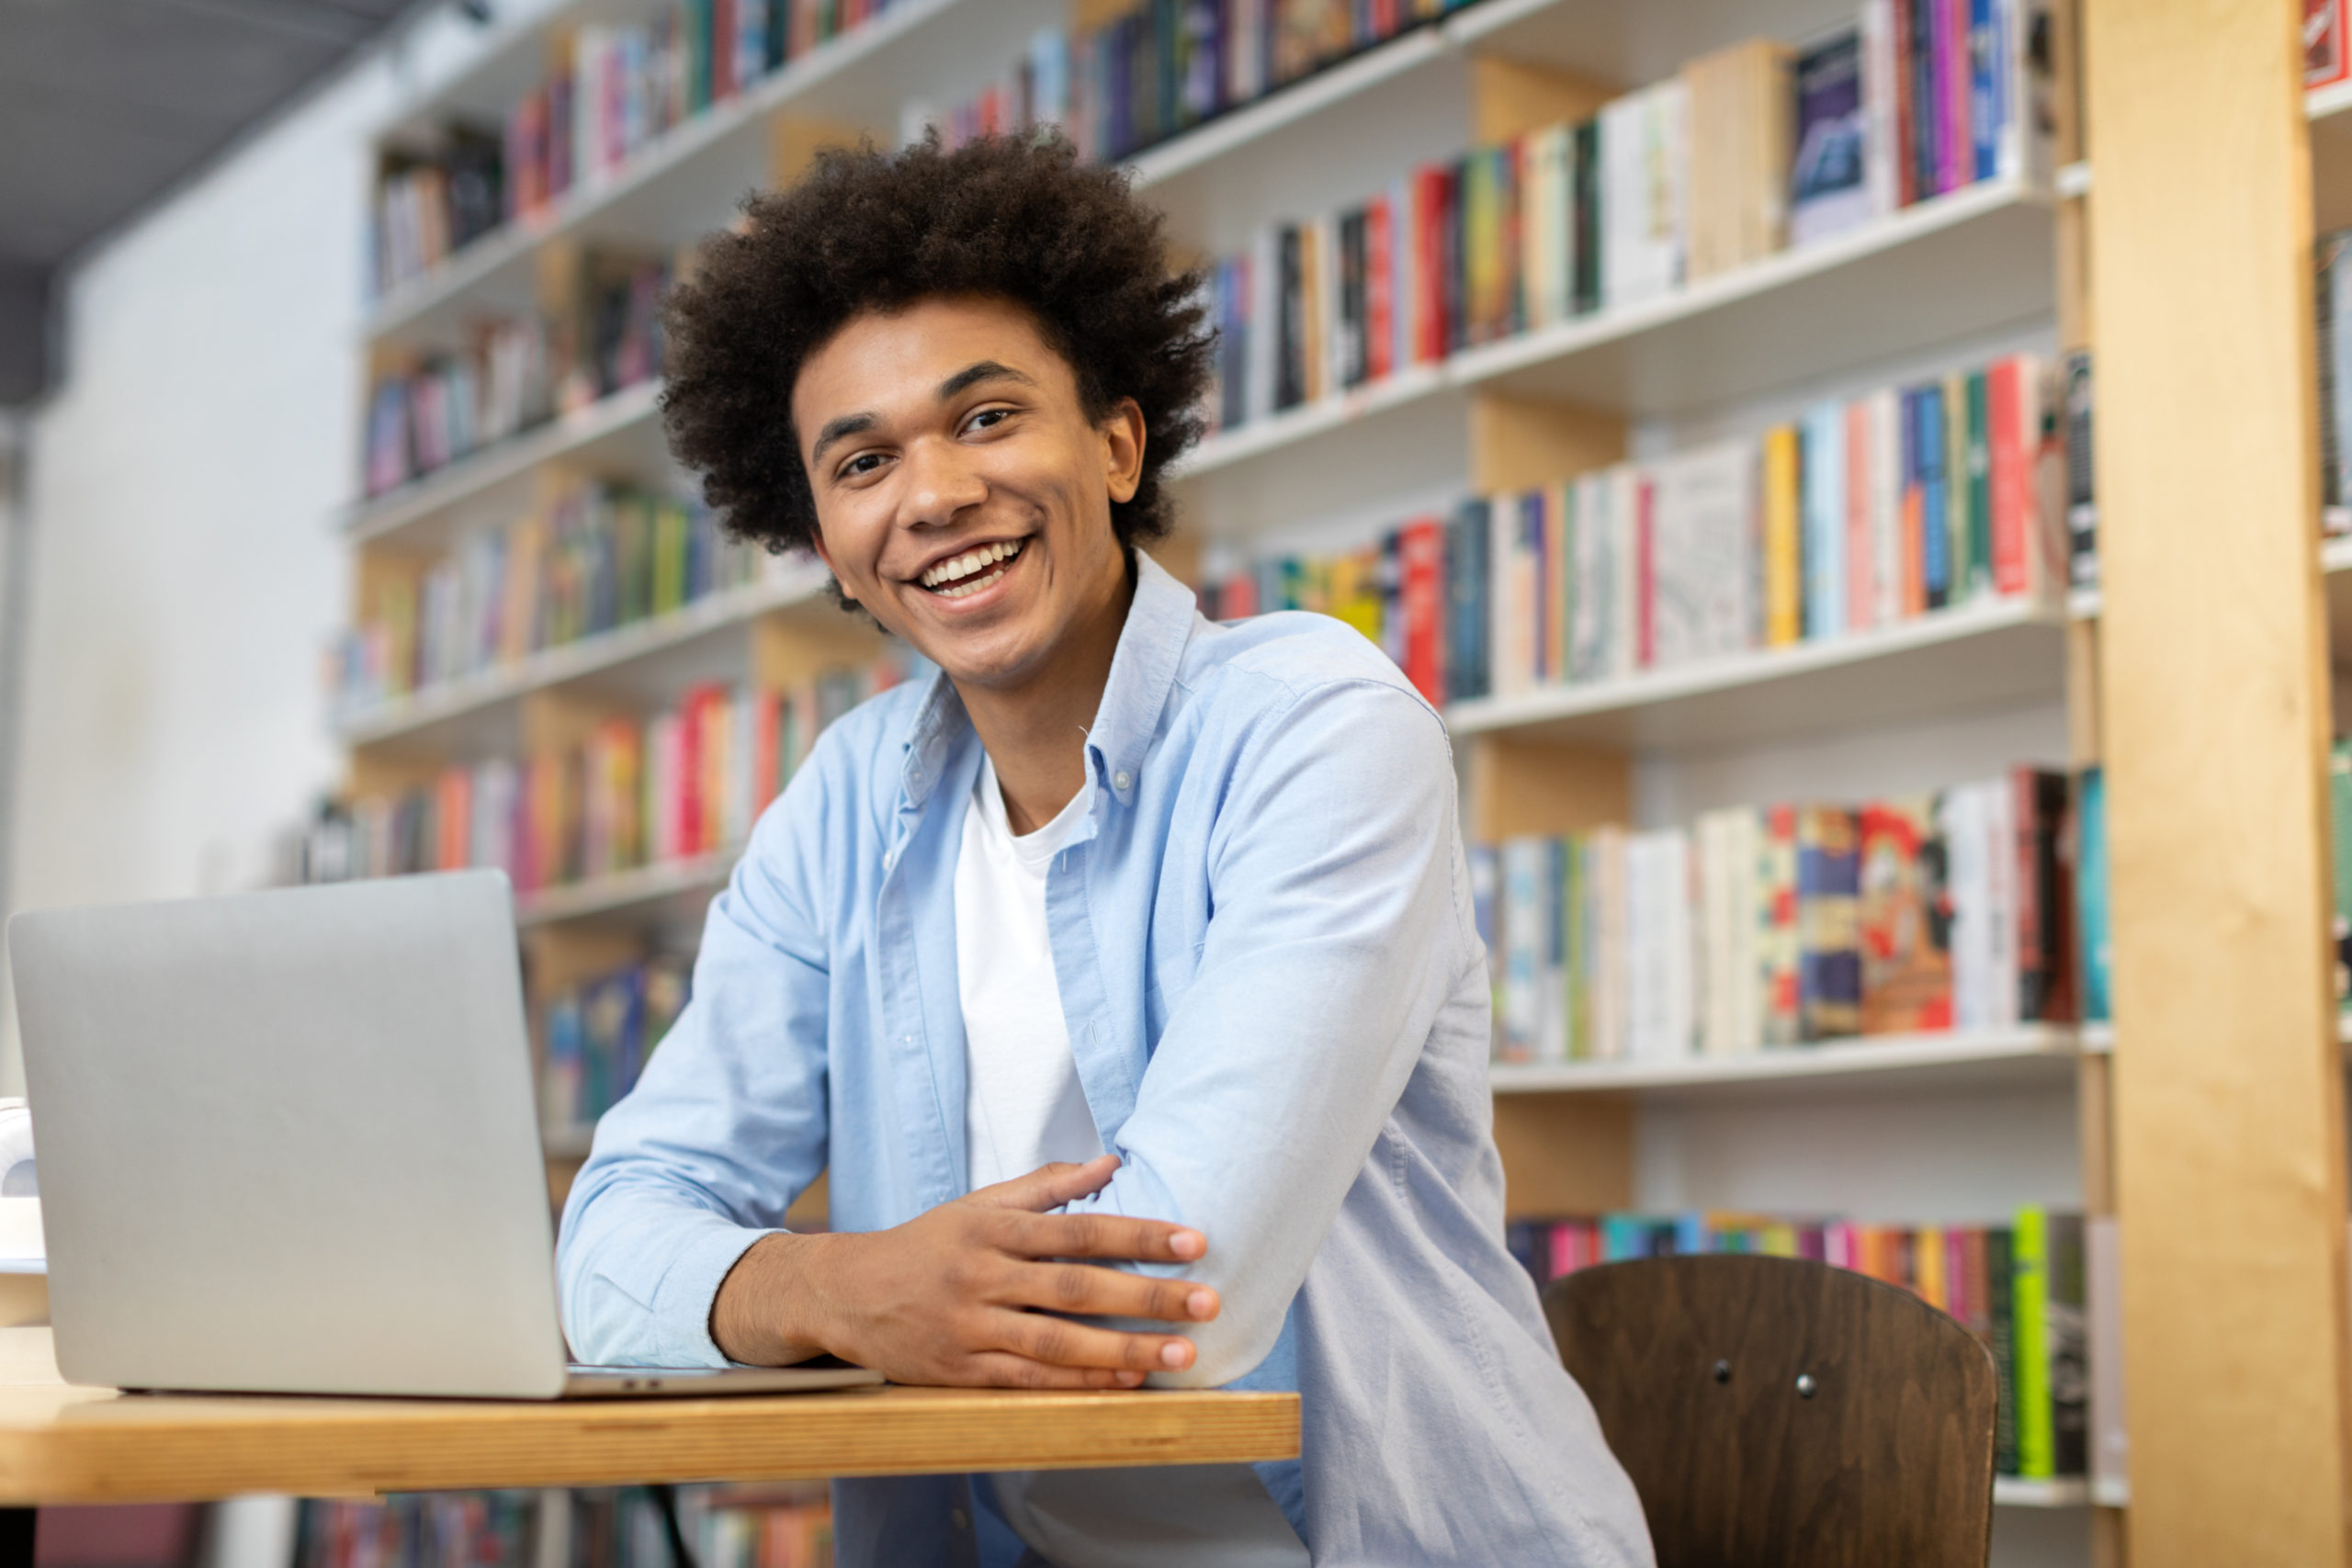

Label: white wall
[2,5,559,1090]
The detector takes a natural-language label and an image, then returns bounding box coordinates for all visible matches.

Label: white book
[1724,808,1761,1050]
[1804,400,1848,639]
[1649,440,1755,667]
[1499,837,1546,1060]
[1860,0,1899,219]
[1869,388,1904,626]
[1568,469,1611,682]
[1312,211,1341,403]
[1608,465,1642,677]
[1697,813,1736,1055]
[1941,784,1991,1029]
[1600,81,1690,311]
[1246,227,1279,424]
[1523,124,1573,331]
[1589,828,1629,1061]
[1657,828,1695,1059]
[1984,775,2020,1028]
[1488,497,1521,695]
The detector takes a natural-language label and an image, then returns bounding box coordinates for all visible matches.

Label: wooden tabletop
[0,1332,1299,1505]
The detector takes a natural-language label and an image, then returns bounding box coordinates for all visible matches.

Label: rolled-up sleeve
[555,774,833,1368]
[1065,674,1471,1387]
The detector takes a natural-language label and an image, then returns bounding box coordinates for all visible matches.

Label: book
[1796,807,1863,1040]
[1510,1202,2091,1481]
[1685,39,1795,278]
[1790,27,1873,246]
[1600,81,1690,310]
[1859,795,1954,1032]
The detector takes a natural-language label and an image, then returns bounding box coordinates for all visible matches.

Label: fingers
[966,1155,1121,1213]
[956,1352,1150,1391]
[991,1311,1201,1377]
[1019,1260,1220,1325]
[1001,1208,1207,1264]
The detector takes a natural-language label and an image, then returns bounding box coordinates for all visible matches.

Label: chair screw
[1795,1373,1818,1398]
[1712,1359,1732,1383]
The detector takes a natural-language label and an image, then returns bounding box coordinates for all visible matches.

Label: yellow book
[1763,423,1803,645]
[1914,1224,1948,1312]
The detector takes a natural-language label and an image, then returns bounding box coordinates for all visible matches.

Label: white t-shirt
[955,756,1307,1568]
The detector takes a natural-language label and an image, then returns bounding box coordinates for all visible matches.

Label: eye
[837,451,888,481]
[963,406,1015,435]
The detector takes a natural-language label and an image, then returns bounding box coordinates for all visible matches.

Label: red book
[1634,473,1657,669]
[1987,355,2030,597]
[1398,517,1445,704]
[1364,195,1393,382]
[675,690,707,857]
[1846,398,1874,630]
[712,0,738,101]
[436,768,471,872]
[1413,164,1452,365]
[752,690,781,812]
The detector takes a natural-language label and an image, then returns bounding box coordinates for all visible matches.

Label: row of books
[1201,3,2043,434]
[361,252,669,498]
[1471,768,2074,1064]
[333,484,777,712]
[1508,1206,2089,1480]
[372,0,896,297]
[907,0,1476,166]
[2310,226,2352,536]
[300,655,917,892]
[544,953,693,1132]
[299,1484,833,1568]
[1195,352,2063,707]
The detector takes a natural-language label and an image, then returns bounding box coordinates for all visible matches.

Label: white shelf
[336,564,827,750]
[2053,160,2092,199]
[1994,1476,2092,1508]
[516,849,738,928]
[1182,175,2058,483]
[1445,593,2066,750]
[1488,1025,2083,1100]
[1128,25,1451,189]
[367,0,1065,345]
[342,380,667,550]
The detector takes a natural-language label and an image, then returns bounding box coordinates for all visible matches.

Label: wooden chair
[1544,1254,1999,1568]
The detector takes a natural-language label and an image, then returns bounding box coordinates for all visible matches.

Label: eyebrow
[807,362,1038,469]
[937,359,1036,400]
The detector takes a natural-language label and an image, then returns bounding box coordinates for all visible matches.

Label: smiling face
[794,296,1144,695]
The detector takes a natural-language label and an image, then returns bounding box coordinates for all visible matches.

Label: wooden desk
[0,1331,1299,1506]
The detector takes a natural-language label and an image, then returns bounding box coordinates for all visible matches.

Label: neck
[957,559,1136,835]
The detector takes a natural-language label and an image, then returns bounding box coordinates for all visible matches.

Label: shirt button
[950,1507,970,1531]
[1113,770,1133,792]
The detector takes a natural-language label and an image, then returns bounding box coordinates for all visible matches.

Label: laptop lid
[8,871,571,1397]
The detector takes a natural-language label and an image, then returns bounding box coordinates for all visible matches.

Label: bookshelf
[324,0,2352,1561]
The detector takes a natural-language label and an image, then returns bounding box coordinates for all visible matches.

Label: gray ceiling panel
[0,0,426,401]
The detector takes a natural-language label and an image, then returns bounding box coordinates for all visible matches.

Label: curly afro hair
[661,133,1214,558]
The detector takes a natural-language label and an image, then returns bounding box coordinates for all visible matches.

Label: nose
[898,432,989,530]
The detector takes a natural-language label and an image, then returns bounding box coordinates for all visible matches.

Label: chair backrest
[1544,1254,1998,1568]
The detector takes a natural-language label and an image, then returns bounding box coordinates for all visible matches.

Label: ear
[1100,397,1146,504]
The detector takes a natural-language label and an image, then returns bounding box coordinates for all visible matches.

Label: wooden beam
[1467,392,1624,496]
[2082,1,2352,1562]
[1468,56,1615,143]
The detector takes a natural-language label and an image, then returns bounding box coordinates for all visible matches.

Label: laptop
[6,870,881,1400]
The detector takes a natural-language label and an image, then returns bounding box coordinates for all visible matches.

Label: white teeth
[921,539,1024,590]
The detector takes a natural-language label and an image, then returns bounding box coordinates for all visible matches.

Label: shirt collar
[895,550,1197,814]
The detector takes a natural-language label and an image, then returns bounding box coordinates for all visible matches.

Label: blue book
[1796,807,1863,1041]
[1971,0,2003,182]
[1447,496,1492,700]
[1917,384,1952,608]
[2076,766,2110,1023]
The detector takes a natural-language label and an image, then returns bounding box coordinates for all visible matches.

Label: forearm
[709,1231,845,1366]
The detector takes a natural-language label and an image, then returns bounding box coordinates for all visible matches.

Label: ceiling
[0,0,428,405]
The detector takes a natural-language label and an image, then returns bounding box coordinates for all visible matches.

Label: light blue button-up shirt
[558,554,1654,1567]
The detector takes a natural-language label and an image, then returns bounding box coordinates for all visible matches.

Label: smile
[919,538,1024,598]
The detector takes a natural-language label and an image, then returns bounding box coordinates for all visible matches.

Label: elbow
[1150,1303,1285,1390]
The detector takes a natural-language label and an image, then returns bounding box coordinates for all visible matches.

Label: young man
[557,137,1651,1567]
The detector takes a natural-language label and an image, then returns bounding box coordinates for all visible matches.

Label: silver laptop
[6,871,879,1400]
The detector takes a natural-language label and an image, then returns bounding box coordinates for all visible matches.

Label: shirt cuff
[647,1216,784,1368]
